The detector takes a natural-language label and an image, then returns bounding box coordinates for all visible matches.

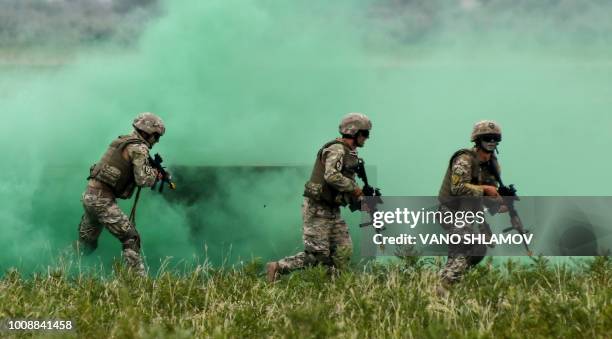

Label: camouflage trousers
[439,224,487,284]
[277,197,352,274]
[77,186,145,275]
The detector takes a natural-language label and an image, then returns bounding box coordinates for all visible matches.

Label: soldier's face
[153,133,161,141]
[356,130,369,147]
[481,141,497,152]
[149,133,161,146]
[479,134,501,152]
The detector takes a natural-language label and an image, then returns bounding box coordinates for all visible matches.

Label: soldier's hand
[498,204,509,213]
[482,185,499,197]
[360,198,373,213]
[353,186,364,198]
[156,170,164,181]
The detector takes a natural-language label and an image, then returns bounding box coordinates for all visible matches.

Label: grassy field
[0,256,610,338]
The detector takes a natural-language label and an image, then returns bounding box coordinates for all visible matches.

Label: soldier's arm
[450,153,484,196]
[126,144,158,187]
[322,143,359,192]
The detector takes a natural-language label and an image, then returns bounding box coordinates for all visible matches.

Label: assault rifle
[149,153,177,193]
[350,159,385,250]
[130,153,176,225]
[488,161,532,256]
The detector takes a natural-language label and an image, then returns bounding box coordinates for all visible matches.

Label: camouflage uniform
[269,113,372,279]
[277,198,352,272]
[277,142,359,273]
[77,113,164,275]
[438,120,502,284]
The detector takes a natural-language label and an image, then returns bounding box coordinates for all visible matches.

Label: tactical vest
[88,135,145,199]
[438,148,499,210]
[303,140,359,206]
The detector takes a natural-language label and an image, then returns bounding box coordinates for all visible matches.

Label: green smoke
[1,0,611,273]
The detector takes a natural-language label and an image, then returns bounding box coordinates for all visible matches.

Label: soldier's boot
[266,261,281,283]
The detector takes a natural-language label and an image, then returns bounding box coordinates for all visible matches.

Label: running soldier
[75,112,165,275]
[266,113,372,282]
[437,120,508,287]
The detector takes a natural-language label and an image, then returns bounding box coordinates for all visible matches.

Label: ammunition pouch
[303,181,344,207]
[87,135,144,200]
[303,181,324,200]
[92,163,122,187]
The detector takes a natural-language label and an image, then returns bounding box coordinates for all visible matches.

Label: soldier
[437,120,508,286]
[75,112,165,276]
[266,113,372,282]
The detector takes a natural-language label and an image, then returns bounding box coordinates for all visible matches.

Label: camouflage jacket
[125,131,158,187]
[89,130,158,199]
[304,139,359,206]
[449,149,499,196]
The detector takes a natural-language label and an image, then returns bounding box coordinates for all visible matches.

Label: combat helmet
[339,112,372,136]
[133,112,166,136]
[470,120,501,142]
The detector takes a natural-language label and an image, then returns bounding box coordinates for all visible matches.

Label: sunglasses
[359,130,370,138]
[480,134,501,142]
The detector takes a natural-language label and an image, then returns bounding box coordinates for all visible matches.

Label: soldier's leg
[329,217,353,271]
[442,242,486,283]
[440,252,469,284]
[277,217,332,273]
[276,200,333,274]
[77,190,104,255]
[93,195,146,275]
[439,226,474,284]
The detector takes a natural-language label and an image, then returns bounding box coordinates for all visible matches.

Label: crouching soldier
[266,113,373,282]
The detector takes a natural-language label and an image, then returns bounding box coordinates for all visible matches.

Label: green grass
[0,256,610,338]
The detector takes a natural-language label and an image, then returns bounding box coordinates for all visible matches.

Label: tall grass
[0,257,610,338]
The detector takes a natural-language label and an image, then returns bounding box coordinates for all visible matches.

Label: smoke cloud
[1,0,611,273]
